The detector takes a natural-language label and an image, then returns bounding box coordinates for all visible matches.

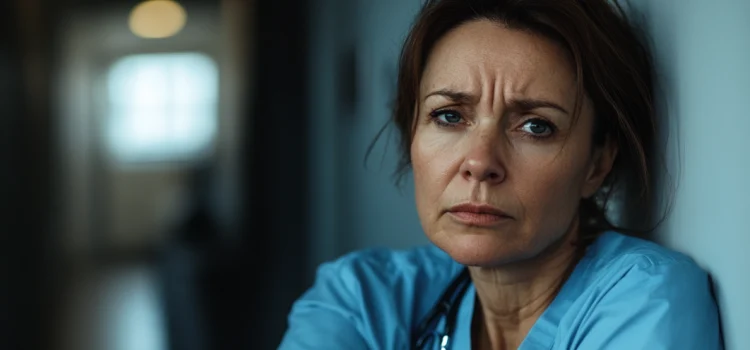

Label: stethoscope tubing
[411,268,472,350]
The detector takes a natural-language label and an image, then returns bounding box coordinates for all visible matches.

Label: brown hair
[389,0,658,241]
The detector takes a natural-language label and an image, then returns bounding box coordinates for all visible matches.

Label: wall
[347,0,427,251]
[306,0,428,276]
[630,1,750,348]
[215,0,251,240]
[1,0,58,348]
[306,0,354,277]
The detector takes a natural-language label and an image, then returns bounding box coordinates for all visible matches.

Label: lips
[447,203,512,226]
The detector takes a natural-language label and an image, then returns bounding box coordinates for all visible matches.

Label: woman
[280,0,723,349]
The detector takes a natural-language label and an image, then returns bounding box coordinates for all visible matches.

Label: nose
[459,131,506,185]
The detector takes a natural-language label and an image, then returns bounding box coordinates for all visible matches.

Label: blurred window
[106,52,218,163]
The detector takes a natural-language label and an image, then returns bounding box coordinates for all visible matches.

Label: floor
[59,264,168,350]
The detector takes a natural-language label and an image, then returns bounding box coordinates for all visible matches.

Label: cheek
[512,143,592,231]
[411,129,459,221]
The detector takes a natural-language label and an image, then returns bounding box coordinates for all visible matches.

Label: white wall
[630,1,750,348]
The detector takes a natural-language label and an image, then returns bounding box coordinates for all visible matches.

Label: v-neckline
[451,252,594,350]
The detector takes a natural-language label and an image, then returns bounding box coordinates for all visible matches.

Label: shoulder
[280,245,461,349]
[321,244,460,285]
[558,231,722,349]
[574,231,711,292]
[312,245,462,316]
[579,231,716,313]
[587,231,701,271]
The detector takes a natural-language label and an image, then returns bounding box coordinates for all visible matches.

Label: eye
[520,118,555,137]
[429,109,464,126]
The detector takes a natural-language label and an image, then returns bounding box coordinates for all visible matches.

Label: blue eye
[520,119,555,137]
[430,110,463,126]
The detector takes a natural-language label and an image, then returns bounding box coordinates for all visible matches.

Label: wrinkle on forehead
[420,19,577,112]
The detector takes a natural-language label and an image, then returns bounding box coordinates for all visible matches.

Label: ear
[581,136,618,198]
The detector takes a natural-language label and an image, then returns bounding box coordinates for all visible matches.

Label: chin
[431,230,531,267]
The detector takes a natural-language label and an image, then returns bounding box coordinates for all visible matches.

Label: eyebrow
[512,98,570,115]
[423,88,570,115]
[423,89,476,104]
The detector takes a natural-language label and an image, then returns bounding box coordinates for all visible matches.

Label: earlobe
[582,138,618,198]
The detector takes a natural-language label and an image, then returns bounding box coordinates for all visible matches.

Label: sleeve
[574,261,724,350]
[277,257,371,350]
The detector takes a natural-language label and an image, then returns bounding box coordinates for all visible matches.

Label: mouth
[446,203,513,227]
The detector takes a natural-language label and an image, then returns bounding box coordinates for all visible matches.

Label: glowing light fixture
[129,0,187,39]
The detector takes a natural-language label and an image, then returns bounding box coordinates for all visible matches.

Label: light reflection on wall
[106,52,219,164]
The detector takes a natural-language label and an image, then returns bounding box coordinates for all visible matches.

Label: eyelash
[519,118,557,139]
[428,109,464,128]
[427,109,557,139]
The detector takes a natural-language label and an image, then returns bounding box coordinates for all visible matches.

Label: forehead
[420,19,576,103]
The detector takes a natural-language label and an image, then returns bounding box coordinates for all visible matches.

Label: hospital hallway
[0,0,311,348]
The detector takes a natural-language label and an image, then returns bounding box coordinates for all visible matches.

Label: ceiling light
[129,0,187,39]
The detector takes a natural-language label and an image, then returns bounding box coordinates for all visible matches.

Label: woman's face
[412,20,615,267]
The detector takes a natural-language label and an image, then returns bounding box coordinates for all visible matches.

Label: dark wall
[244,0,311,348]
[0,0,58,349]
[0,3,26,347]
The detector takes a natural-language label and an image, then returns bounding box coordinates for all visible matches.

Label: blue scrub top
[278,231,723,349]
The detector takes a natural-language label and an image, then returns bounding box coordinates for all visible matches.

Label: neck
[469,222,581,350]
